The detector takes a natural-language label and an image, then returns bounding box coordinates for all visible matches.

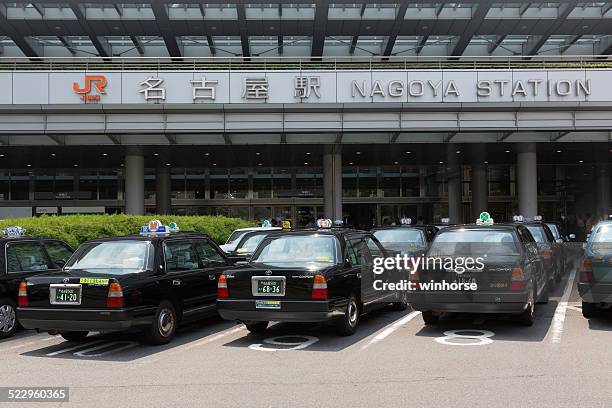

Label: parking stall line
[45,340,107,357]
[360,311,421,350]
[549,268,578,344]
[3,335,60,352]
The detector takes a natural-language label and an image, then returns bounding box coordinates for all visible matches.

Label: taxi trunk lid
[24,271,120,309]
[224,266,320,300]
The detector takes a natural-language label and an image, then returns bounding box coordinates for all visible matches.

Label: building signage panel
[0,69,608,105]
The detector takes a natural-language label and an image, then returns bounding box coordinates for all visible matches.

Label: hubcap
[158,308,175,337]
[348,300,358,326]
[0,304,16,333]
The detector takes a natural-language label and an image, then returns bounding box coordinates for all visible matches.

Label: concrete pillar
[471,144,488,218]
[323,144,342,220]
[446,144,462,224]
[155,166,171,215]
[517,142,538,218]
[596,164,611,219]
[125,147,145,215]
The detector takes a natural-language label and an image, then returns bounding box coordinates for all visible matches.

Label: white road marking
[550,268,578,344]
[3,335,59,352]
[435,329,495,346]
[249,335,319,352]
[45,340,106,357]
[73,341,138,357]
[360,311,421,350]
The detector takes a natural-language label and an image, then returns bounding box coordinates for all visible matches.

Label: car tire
[515,290,535,326]
[422,310,439,325]
[143,300,178,345]
[244,321,268,334]
[336,294,360,336]
[0,299,18,339]
[582,301,598,319]
[391,291,409,311]
[60,331,89,342]
[537,282,550,304]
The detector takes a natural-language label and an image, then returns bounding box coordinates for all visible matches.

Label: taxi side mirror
[568,234,576,240]
[344,258,352,267]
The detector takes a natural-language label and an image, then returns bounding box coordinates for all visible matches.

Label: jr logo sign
[73,75,107,102]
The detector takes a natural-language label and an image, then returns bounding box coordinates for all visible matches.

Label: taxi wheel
[421,311,439,325]
[582,301,598,319]
[60,331,89,342]
[244,321,268,334]
[0,299,18,339]
[144,300,177,345]
[336,294,360,336]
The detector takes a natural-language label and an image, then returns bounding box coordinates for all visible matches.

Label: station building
[0,1,610,229]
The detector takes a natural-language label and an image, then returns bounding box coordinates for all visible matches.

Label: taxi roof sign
[261,220,272,228]
[400,217,412,225]
[316,219,333,229]
[140,220,179,236]
[476,212,494,225]
[440,217,450,224]
[1,226,26,238]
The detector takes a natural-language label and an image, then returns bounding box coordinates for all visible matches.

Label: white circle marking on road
[248,335,319,352]
[434,329,495,346]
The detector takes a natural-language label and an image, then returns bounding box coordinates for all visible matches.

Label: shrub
[0,214,255,248]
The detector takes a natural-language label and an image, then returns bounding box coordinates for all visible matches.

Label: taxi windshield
[373,229,426,247]
[65,240,153,274]
[226,230,249,245]
[525,225,546,243]
[236,233,269,254]
[429,229,520,256]
[250,235,337,269]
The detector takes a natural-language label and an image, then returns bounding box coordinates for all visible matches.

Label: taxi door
[162,239,210,312]
[192,238,231,306]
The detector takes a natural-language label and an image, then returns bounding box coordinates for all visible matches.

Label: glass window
[65,241,153,274]
[164,241,199,272]
[272,169,292,198]
[10,171,30,200]
[186,170,206,199]
[373,229,426,248]
[342,167,358,197]
[226,230,250,245]
[229,169,248,199]
[99,170,119,200]
[6,242,49,273]
[193,240,226,268]
[524,225,546,243]
[430,229,520,256]
[402,168,420,197]
[0,171,9,200]
[79,171,98,200]
[365,237,385,258]
[236,232,274,255]
[381,167,400,198]
[592,224,612,243]
[171,168,187,200]
[359,168,378,198]
[144,170,156,200]
[296,168,322,198]
[210,169,229,199]
[44,241,74,268]
[253,169,272,199]
[251,235,337,268]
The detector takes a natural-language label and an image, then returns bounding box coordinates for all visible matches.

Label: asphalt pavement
[1,262,611,408]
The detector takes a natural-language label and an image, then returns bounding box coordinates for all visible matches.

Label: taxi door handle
[173,279,182,286]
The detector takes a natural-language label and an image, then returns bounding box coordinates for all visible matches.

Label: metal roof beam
[150,0,182,59]
[113,3,122,16]
[311,0,329,58]
[560,35,581,53]
[277,35,283,55]
[601,3,612,15]
[58,36,76,55]
[236,2,250,58]
[130,35,144,55]
[69,1,112,57]
[31,3,45,16]
[207,35,216,56]
[360,3,367,16]
[435,2,446,16]
[519,3,531,16]
[444,132,458,142]
[349,36,358,55]
[0,4,41,58]
[595,36,612,55]
[449,2,492,57]
[382,2,409,56]
[416,35,429,54]
[523,1,577,55]
[488,34,507,53]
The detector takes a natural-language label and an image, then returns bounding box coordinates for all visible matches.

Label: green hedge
[0,215,255,248]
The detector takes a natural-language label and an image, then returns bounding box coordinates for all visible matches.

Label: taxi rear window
[373,229,426,246]
[592,225,612,243]
[65,240,153,274]
[524,225,546,243]
[429,229,520,256]
[251,235,337,268]
[226,230,248,245]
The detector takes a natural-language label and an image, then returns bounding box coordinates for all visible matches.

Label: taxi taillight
[217,275,229,298]
[106,282,124,308]
[510,267,526,291]
[579,259,594,282]
[18,281,28,307]
[311,274,328,300]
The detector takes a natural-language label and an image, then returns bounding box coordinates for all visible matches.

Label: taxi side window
[193,240,226,268]
[347,238,371,266]
[164,241,200,272]
[44,241,73,268]
[6,242,49,273]
[365,236,384,258]
[345,240,360,266]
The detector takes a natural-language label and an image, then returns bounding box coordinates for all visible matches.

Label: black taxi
[0,226,74,339]
[217,220,405,336]
[371,218,438,256]
[514,216,564,284]
[407,215,548,326]
[17,221,233,345]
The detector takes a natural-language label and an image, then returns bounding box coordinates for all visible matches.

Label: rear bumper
[578,282,612,303]
[407,291,530,314]
[217,299,344,322]
[17,306,155,332]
